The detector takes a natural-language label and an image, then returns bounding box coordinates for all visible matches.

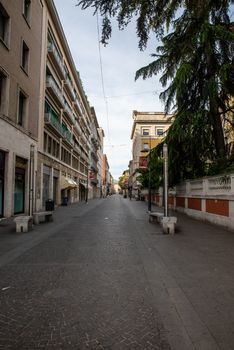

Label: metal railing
[46,76,64,108]
[47,41,66,77]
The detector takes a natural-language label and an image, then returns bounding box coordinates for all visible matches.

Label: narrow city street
[0,196,234,350]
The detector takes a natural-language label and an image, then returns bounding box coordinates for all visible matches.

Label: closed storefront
[53,169,59,204]
[42,165,51,208]
[0,151,5,217]
[14,157,27,214]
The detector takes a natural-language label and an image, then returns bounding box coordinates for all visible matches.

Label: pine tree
[78,0,234,183]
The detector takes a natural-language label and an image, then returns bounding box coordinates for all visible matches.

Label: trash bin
[45,199,54,211]
[61,196,68,206]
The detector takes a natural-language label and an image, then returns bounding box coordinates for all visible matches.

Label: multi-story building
[97,127,104,197]
[36,0,94,210]
[0,0,43,218]
[102,154,111,197]
[89,107,100,199]
[130,110,173,196]
[0,0,109,218]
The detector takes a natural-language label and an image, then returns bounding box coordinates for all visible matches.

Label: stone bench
[161,216,177,235]
[14,216,33,233]
[33,211,53,225]
[149,212,164,223]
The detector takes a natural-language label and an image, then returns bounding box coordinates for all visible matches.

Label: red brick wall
[206,199,229,217]
[168,196,174,205]
[188,198,202,211]
[176,197,185,208]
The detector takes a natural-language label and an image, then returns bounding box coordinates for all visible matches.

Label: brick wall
[206,199,229,217]
[188,198,202,211]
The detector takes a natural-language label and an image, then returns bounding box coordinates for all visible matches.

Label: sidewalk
[1,197,234,349]
[125,198,234,350]
[0,199,102,267]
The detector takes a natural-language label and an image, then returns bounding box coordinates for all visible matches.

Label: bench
[149,212,164,223]
[14,216,33,233]
[161,216,177,235]
[33,211,53,225]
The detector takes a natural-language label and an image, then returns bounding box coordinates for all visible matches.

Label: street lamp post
[148,148,152,212]
[141,137,152,211]
[163,143,168,217]
[86,165,89,203]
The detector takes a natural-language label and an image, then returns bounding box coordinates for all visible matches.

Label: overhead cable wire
[96,11,110,141]
[89,90,160,99]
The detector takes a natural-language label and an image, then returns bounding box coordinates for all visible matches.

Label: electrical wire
[96,11,110,141]
[89,90,160,99]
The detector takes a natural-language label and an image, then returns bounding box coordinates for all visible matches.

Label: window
[18,90,27,126]
[156,128,164,136]
[143,143,149,151]
[52,139,59,158]
[23,0,31,23]
[48,136,52,154]
[43,132,47,152]
[0,4,10,46]
[44,132,60,158]
[61,146,71,165]
[142,128,149,136]
[21,41,29,73]
[72,156,79,170]
[80,161,84,173]
[0,69,7,114]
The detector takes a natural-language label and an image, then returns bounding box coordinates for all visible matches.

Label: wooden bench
[14,216,33,233]
[149,212,164,223]
[33,211,53,225]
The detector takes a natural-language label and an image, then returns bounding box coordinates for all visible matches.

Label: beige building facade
[0,0,43,217]
[0,0,107,218]
[97,127,104,197]
[36,0,95,210]
[130,110,173,196]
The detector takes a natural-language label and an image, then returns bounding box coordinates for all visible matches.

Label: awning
[60,176,77,190]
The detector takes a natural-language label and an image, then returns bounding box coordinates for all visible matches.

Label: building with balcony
[97,127,104,198]
[89,107,101,199]
[102,154,112,197]
[130,110,173,197]
[0,0,43,218]
[36,0,96,210]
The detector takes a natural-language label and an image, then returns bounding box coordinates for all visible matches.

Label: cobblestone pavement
[0,197,170,350]
[1,195,234,349]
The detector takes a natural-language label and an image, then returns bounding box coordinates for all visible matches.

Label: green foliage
[136,148,164,189]
[118,175,125,189]
[77,0,234,184]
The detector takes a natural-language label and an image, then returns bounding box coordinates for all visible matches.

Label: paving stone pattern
[0,197,171,349]
[1,195,234,349]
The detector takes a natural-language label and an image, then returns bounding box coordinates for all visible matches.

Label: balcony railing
[61,123,73,144]
[44,102,73,145]
[64,102,76,125]
[47,41,66,78]
[64,77,76,101]
[90,160,98,173]
[74,97,82,114]
[46,76,64,108]
[74,121,82,135]
[45,109,63,136]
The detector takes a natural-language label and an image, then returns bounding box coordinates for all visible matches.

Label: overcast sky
[54,0,164,180]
